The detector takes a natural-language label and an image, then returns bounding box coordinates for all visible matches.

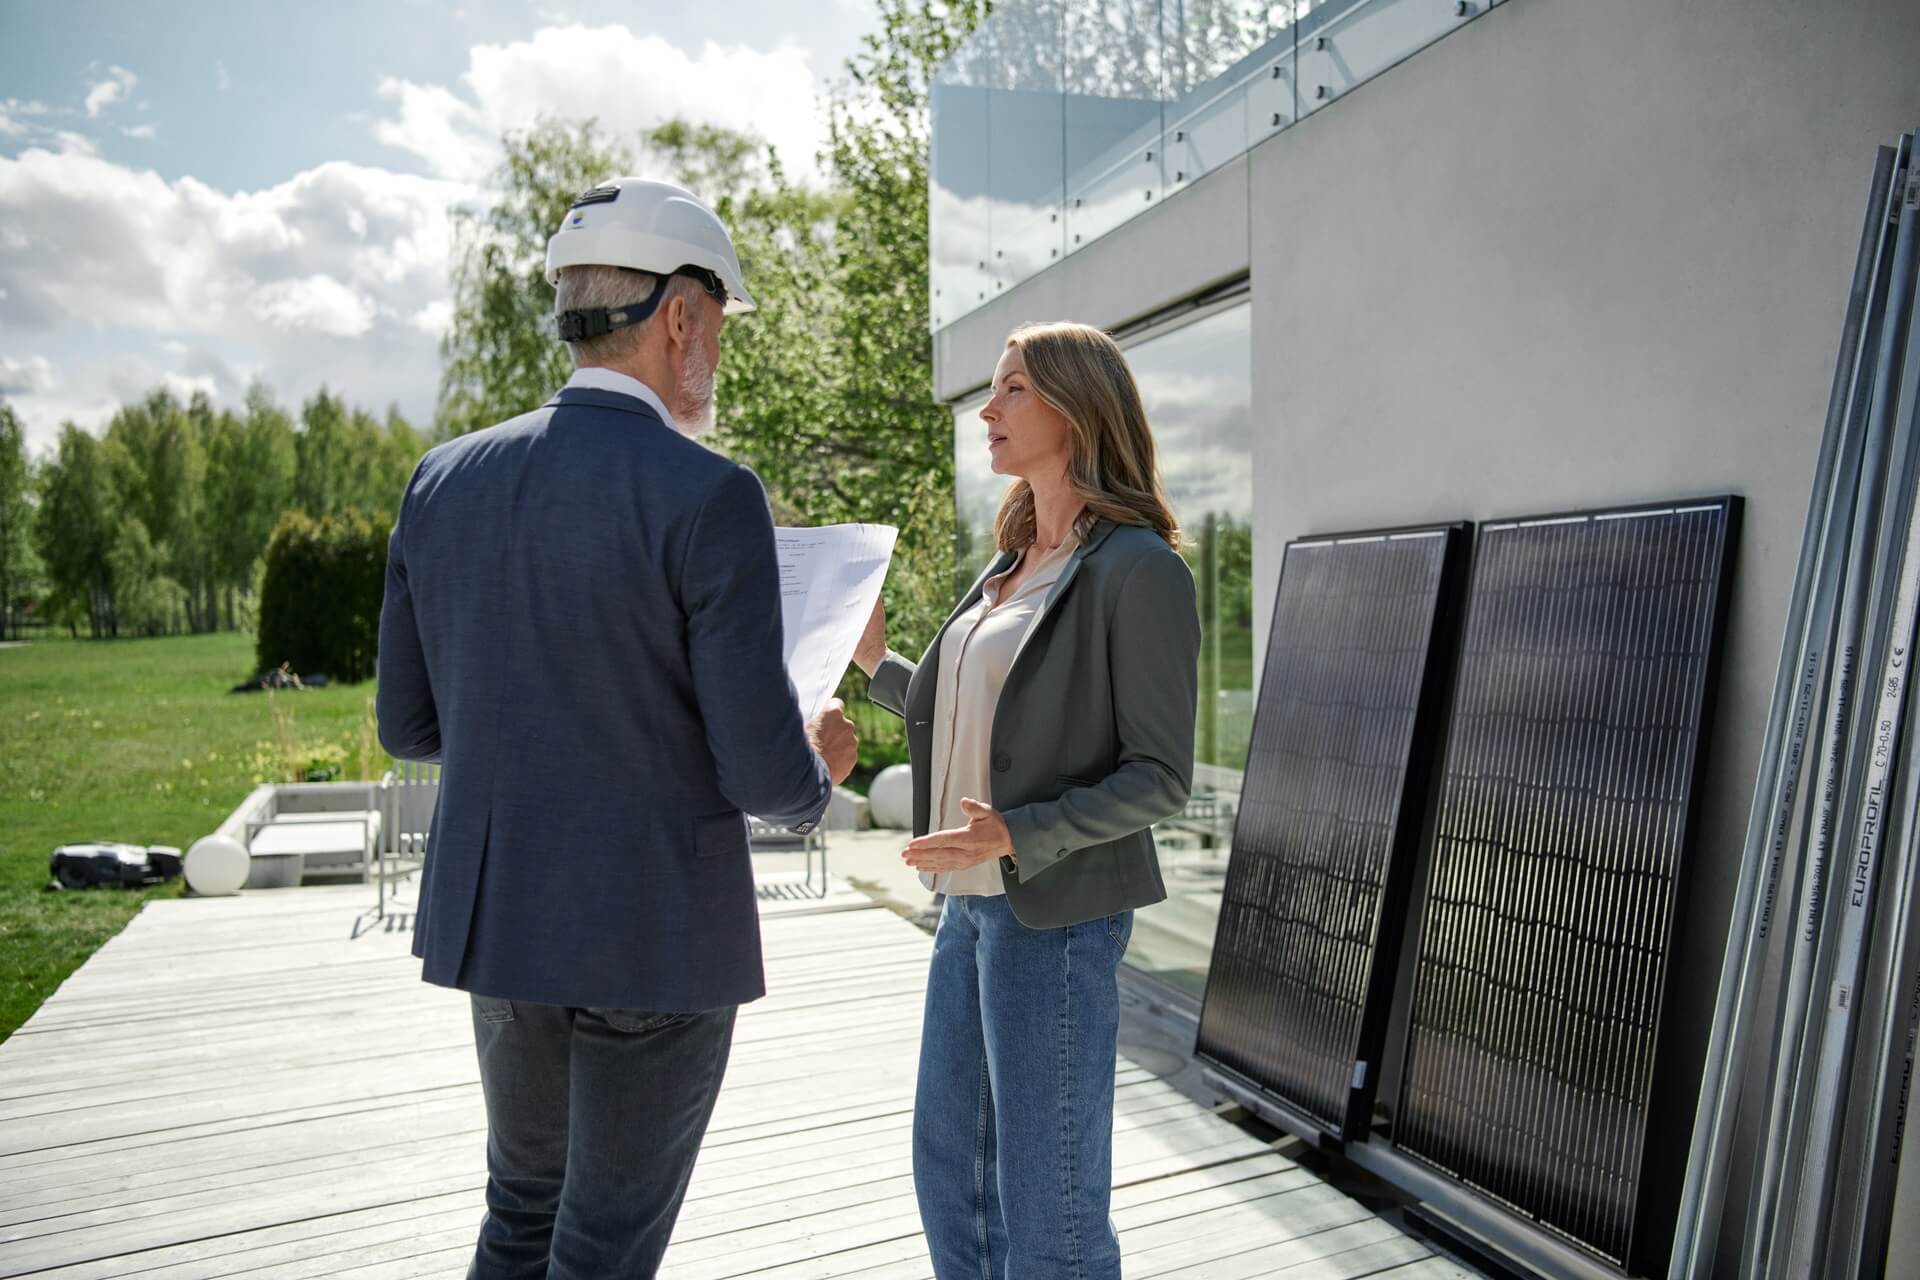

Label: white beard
[673,345,718,438]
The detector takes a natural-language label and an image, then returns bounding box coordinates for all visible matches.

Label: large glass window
[949,300,1253,1000]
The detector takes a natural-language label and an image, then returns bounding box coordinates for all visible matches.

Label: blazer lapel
[1008,518,1119,672]
[906,549,1016,716]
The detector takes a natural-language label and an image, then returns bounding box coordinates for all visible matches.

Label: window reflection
[948,302,1254,1000]
[933,0,1484,327]
[1064,0,1166,249]
[951,392,999,598]
[1127,302,1253,1000]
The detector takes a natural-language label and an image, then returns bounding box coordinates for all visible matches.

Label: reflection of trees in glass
[932,2,1306,326]
[951,0,1295,99]
[1181,511,1254,770]
[951,397,1006,597]
[944,0,1066,90]
[1166,0,1289,98]
[1065,0,1164,98]
[1129,302,1253,772]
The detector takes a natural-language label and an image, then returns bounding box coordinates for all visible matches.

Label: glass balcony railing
[930,0,1501,330]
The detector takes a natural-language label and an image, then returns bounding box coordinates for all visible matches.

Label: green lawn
[0,633,383,1042]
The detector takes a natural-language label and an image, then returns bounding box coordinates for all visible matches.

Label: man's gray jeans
[465,995,737,1279]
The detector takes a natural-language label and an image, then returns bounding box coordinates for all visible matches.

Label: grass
[0,633,383,1043]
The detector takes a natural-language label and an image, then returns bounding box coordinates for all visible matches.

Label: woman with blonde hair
[854,321,1200,1277]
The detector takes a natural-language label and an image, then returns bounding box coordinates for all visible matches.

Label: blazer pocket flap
[695,811,749,858]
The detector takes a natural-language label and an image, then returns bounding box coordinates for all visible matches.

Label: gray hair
[553,265,705,366]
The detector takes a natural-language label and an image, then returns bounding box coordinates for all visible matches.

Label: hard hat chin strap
[553,265,728,343]
[554,287,669,343]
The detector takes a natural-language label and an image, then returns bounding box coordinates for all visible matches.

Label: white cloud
[0,148,469,336]
[83,66,137,119]
[0,99,87,155]
[216,61,232,92]
[101,344,249,409]
[52,131,98,158]
[411,298,454,336]
[123,123,157,140]
[0,147,474,446]
[253,274,377,337]
[0,99,47,137]
[160,371,220,401]
[0,354,57,396]
[372,25,828,185]
[373,78,494,184]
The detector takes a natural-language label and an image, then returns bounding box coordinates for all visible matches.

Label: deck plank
[0,881,1449,1279]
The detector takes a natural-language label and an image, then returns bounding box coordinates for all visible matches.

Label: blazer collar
[953,517,1121,614]
[907,518,1129,709]
[1076,517,1121,556]
[546,385,670,426]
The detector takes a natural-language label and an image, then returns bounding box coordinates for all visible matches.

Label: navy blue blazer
[376,385,832,1012]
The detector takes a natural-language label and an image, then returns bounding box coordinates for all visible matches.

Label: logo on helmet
[569,212,586,228]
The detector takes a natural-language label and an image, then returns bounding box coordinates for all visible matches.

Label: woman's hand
[903,797,1014,872]
[853,596,887,678]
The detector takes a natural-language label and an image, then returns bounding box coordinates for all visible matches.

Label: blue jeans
[466,996,737,1280]
[913,893,1133,1280]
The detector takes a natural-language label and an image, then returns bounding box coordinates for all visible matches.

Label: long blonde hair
[993,322,1182,553]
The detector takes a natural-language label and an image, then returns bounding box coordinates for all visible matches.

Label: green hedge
[255,509,390,684]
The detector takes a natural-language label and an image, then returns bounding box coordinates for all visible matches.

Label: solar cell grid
[1394,499,1740,1265]
[1197,524,1468,1139]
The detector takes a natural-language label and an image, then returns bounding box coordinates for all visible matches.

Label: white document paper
[775,523,898,721]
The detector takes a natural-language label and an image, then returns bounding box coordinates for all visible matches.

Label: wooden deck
[0,879,1471,1279]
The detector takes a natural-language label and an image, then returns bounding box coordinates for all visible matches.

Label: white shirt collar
[563,366,676,428]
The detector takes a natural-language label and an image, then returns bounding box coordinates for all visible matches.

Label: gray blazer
[868,519,1201,929]
[377,386,832,1012]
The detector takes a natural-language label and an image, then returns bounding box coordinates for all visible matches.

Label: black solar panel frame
[1196,520,1472,1142]
[1390,495,1742,1271]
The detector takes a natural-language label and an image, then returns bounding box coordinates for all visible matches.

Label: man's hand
[902,797,1014,872]
[853,597,887,678]
[807,698,859,786]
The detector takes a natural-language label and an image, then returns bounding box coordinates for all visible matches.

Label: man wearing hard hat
[377,177,860,1278]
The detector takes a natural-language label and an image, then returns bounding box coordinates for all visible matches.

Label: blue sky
[0,0,880,452]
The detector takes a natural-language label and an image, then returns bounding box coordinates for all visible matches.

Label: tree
[178,392,220,631]
[0,402,33,639]
[100,389,217,633]
[437,120,636,439]
[376,406,426,511]
[202,384,296,630]
[719,0,990,659]
[106,516,187,636]
[256,508,391,682]
[293,388,348,518]
[35,424,119,637]
[290,388,423,518]
[430,3,992,758]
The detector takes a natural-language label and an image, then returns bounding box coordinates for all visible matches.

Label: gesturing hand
[902,797,1014,872]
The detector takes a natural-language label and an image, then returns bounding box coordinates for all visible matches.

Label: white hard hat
[545,176,756,315]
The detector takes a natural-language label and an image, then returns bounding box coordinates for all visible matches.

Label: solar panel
[1197,523,1470,1139]
[1394,497,1742,1266]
